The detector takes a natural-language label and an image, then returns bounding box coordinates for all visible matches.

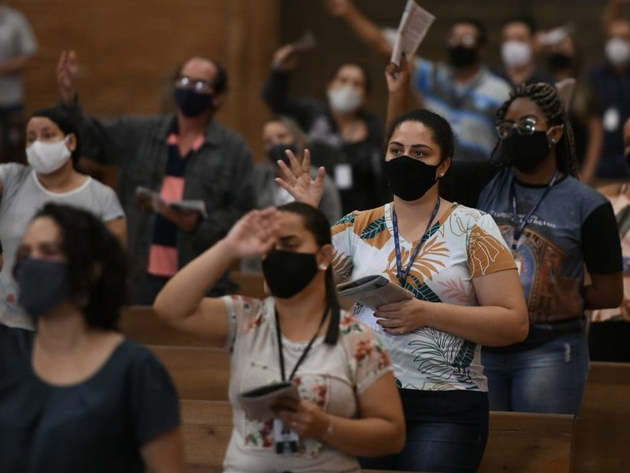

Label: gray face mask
[15,257,73,320]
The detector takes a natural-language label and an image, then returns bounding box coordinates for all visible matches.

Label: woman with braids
[477,82,623,414]
[153,203,405,473]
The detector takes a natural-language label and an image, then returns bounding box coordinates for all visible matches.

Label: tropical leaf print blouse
[332,202,516,392]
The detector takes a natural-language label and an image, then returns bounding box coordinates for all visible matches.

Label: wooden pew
[121,306,207,346]
[149,345,230,401]
[180,399,573,473]
[573,361,630,473]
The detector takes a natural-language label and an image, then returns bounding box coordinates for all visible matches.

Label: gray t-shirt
[0,5,37,106]
[0,164,124,329]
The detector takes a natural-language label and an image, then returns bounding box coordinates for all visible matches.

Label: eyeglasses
[495,117,539,139]
[175,76,213,94]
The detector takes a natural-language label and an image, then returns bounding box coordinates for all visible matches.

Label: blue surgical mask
[15,257,73,320]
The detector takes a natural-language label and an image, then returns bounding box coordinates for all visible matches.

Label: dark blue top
[0,327,180,473]
[588,62,630,179]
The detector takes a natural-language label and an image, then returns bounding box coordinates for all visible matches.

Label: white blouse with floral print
[221,295,393,473]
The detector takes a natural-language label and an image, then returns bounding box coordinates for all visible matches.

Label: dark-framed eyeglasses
[175,76,213,94]
[495,117,539,139]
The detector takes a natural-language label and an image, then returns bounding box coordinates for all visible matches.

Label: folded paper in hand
[238,381,300,421]
[135,186,207,219]
[336,275,413,311]
[390,0,436,66]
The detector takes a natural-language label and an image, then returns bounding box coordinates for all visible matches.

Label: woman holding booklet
[275,94,529,471]
[153,202,405,473]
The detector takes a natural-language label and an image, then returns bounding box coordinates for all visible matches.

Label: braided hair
[491,82,579,177]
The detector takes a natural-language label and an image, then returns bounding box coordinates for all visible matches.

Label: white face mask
[501,40,532,68]
[327,86,364,114]
[605,37,630,66]
[26,138,72,174]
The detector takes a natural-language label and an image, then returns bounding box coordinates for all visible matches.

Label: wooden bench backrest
[180,400,573,473]
[149,345,230,401]
[121,306,207,346]
[573,361,630,473]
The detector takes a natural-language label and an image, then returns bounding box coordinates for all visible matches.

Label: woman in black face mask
[0,203,184,473]
[477,82,623,416]
[274,105,529,473]
[153,202,405,473]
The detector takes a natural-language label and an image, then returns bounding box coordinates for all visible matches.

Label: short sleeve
[468,213,517,278]
[331,212,359,280]
[93,181,125,222]
[342,316,393,395]
[220,295,266,352]
[130,350,181,446]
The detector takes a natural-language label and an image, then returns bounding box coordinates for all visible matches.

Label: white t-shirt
[221,295,393,473]
[0,164,125,329]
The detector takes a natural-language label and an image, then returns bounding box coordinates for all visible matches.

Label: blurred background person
[0,0,37,163]
[325,0,512,163]
[496,16,554,88]
[589,116,630,362]
[0,203,183,473]
[256,115,341,224]
[537,25,589,167]
[583,4,630,183]
[263,42,387,214]
[0,107,125,331]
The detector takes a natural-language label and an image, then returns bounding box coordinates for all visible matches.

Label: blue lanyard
[392,198,441,287]
[510,171,559,250]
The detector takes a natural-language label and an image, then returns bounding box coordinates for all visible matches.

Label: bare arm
[0,53,36,75]
[585,272,623,309]
[375,268,529,347]
[105,217,127,249]
[153,208,280,346]
[141,428,185,473]
[385,56,411,133]
[325,0,393,58]
[275,371,405,457]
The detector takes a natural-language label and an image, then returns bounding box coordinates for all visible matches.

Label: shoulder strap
[616,205,630,238]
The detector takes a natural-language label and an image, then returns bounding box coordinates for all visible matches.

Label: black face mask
[266,143,299,166]
[262,249,319,299]
[449,45,479,68]
[498,131,550,173]
[174,88,213,117]
[547,52,574,71]
[384,155,440,201]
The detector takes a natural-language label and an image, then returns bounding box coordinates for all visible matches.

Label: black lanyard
[510,171,559,250]
[392,198,441,286]
[275,305,329,382]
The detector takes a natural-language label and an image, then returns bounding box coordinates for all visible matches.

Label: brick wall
[14,0,280,161]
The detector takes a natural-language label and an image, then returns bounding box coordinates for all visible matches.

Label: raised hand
[324,0,355,18]
[271,44,300,71]
[57,50,79,104]
[223,207,281,258]
[385,54,411,96]
[275,149,325,208]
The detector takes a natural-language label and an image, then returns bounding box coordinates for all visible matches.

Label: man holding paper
[325,0,512,162]
[56,51,255,304]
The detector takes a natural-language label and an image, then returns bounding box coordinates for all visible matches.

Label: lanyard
[510,171,559,250]
[275,305,329,382]
[392,198,441,286]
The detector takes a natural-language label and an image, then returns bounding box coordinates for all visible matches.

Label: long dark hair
[277,202,340,345]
